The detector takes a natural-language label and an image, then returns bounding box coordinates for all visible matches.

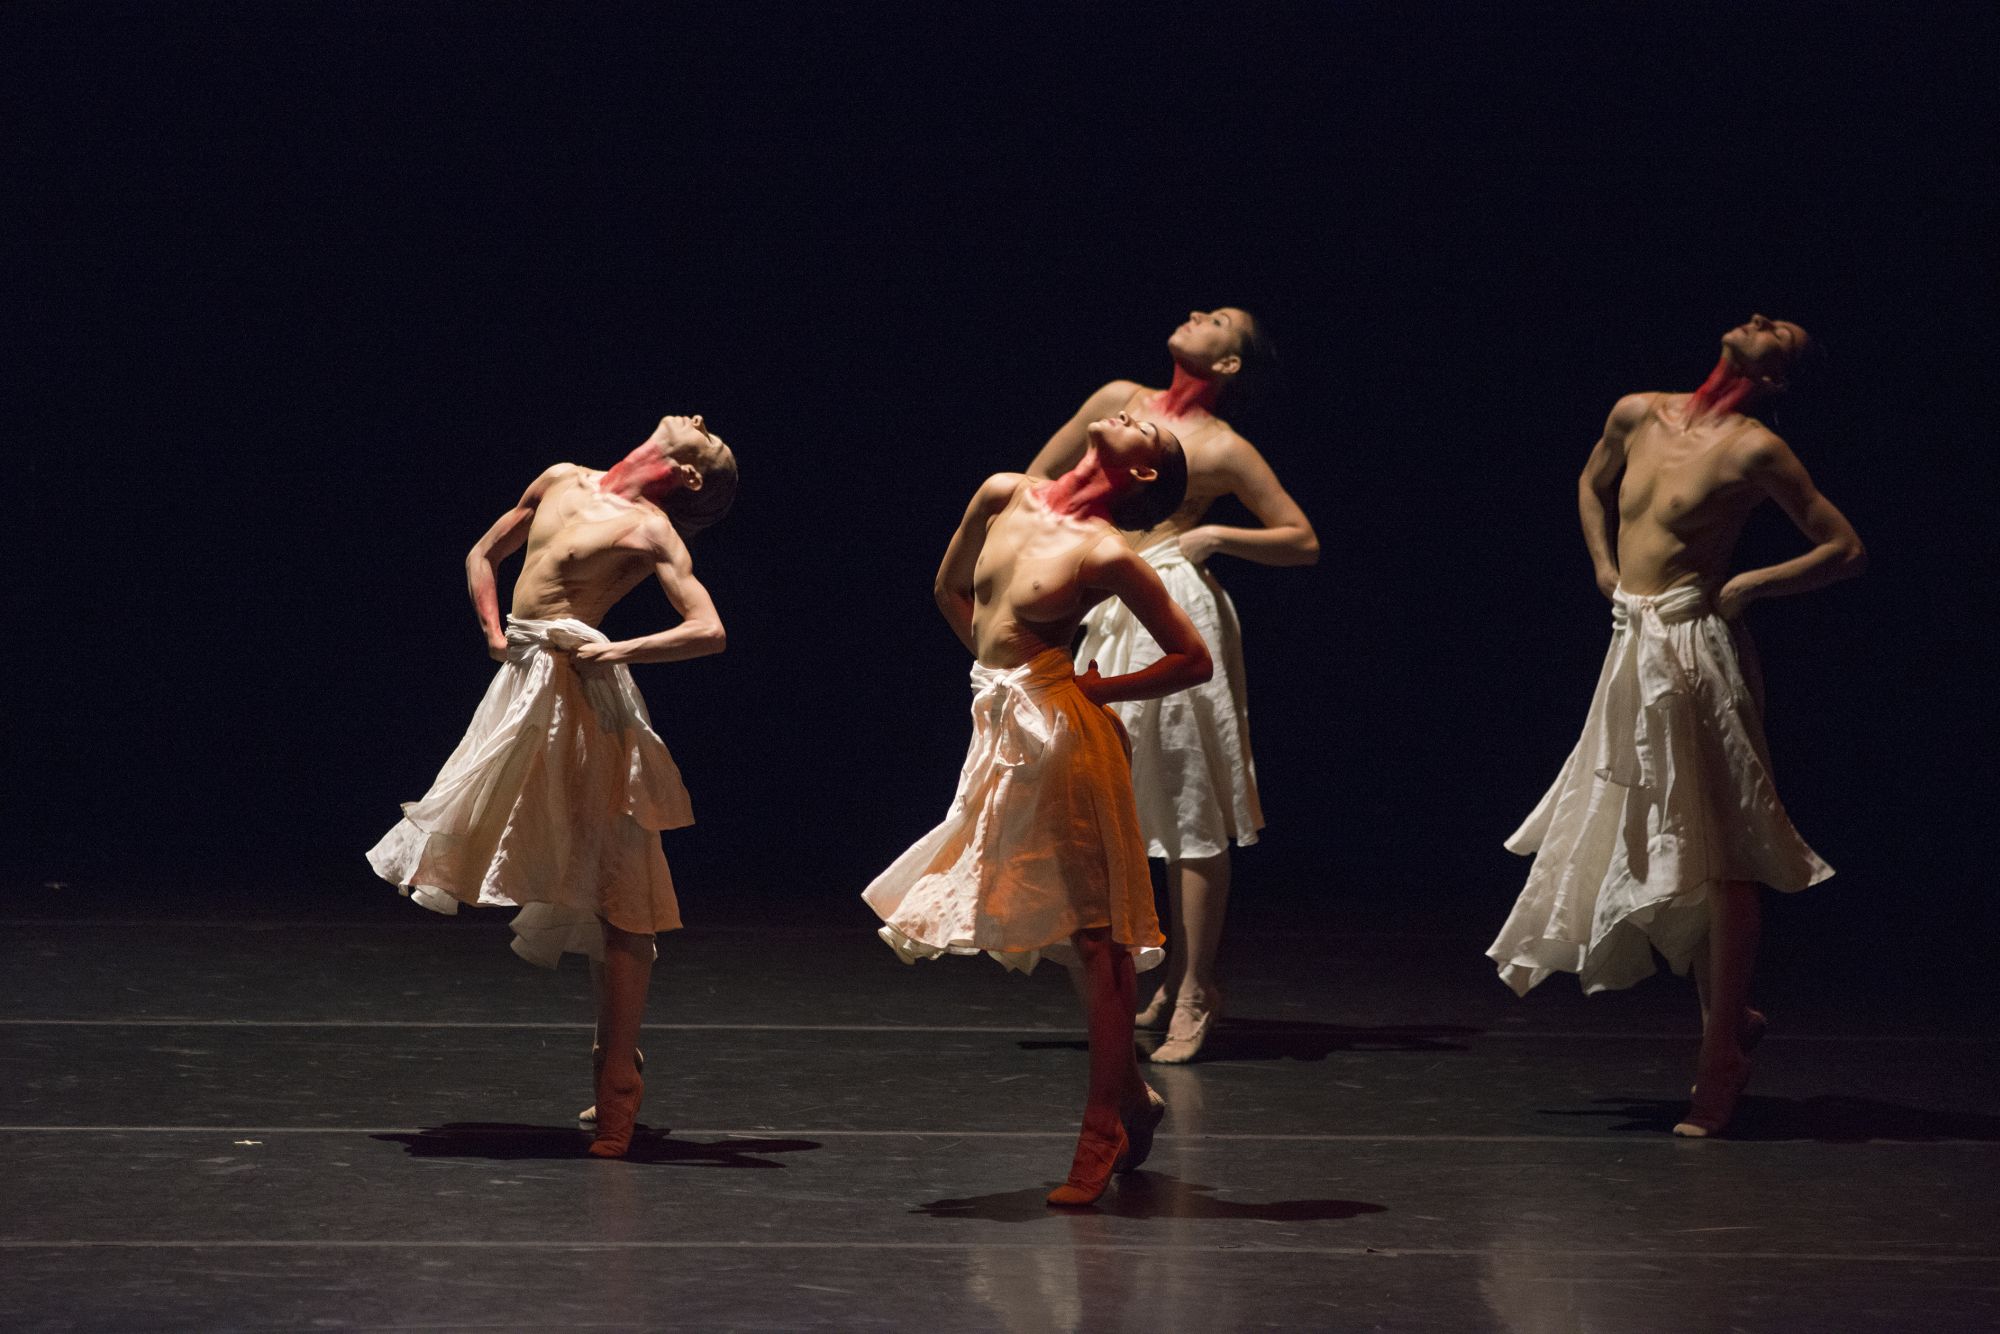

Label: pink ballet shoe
[1114,1084,1167,1174]
[579,1046,643,1126]
[1674,1051,1752,1138]
[587,1067,645,1159]
[1135,987,1173,1030]
[1047,1125,1129,1207]
[1149,989,1221,1064]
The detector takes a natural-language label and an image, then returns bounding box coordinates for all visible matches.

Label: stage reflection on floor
[3,910,1996,1331]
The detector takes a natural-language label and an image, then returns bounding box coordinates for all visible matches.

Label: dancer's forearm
[1185,523,1319,566]
[1722,539,1867,607]
[935,585,977,655]
[1090,646,1212,705]
[466,554,507,648]
[1578,478,1621,597]
[593,618,727,664]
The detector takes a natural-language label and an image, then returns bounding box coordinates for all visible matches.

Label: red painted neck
[1153,364,1223,420]
[1684,354,1762,427]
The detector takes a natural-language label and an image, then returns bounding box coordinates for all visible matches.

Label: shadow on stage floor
[375,1123,823,1166]
[1540,1094,2000,1143]
[914,1171,1390,1224]
[1022,1018,1481,1061]
[6,913,1999,1330]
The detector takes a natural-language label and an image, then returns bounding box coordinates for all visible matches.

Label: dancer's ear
[1129,465,1158,484]
[678,463,705,491]
[1210,352,1242,377]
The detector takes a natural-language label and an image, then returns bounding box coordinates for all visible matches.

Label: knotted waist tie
[1611,584,1710,707]
[506,616,630,721]
[1601,585,1745,789]
[962,651,1077,776]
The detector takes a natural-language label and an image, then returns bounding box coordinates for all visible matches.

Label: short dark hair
[1108,432,1189,533]
[1779,323,1824,392]
[663,439,737,539]
[1224,309,1282,407]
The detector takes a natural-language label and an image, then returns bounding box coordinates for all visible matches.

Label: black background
[8,3,1995,960]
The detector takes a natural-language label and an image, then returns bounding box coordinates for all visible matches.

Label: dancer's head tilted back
[1166,306,1281,407]
[1718,314,1811,395]
[1084,411,1188,532]
[603,414,739,538]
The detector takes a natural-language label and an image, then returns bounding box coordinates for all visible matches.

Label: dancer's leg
[1137,861,1184,1027]
[579,958,645,1125]
[1676,881,1761,1138]
[1152,851,1230,1063]
[588,920,654,1158]
[1049,927,1145,1206]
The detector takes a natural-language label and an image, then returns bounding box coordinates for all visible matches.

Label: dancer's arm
[1027,382,1141,480]
[575,517,726,665]
[934,474,1023,655]
[1578,394,1649,599]
[1075,539,1213,704]
[466,464,569,659]
[1714,431,1867,619]
[1176,433,1319,566]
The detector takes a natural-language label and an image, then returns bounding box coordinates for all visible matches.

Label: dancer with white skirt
[1028,307,1318,1062]
[1488,316,1864,1137]
[867,411,1212,1206]
[369,415,736,1158]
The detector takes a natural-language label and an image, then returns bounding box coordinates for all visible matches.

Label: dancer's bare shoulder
[1089,379,1147,412]
[1074,524,1150,589]
[1608,391,1663,438]
[970,471,1032,518]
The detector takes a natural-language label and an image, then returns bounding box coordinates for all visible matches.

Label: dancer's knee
[599,919,656,957]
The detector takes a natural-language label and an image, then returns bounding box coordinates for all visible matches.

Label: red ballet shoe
[579,1046,644,1126]
[587,1069,644,1159]
[1047,1125,1128,1207]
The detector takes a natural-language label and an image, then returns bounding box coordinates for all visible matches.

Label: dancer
[866,411,1212,1206]
[1027,307,1318,1062]
[1488,315,1865,1137]
[368,414,736,1158]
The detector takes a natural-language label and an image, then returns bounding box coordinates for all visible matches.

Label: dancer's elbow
[1179,643,1214,688]
[1841,538,1868,580]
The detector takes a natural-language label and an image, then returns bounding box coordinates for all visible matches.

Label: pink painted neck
[1153,364,1223,420]
[1683,354,1762,427]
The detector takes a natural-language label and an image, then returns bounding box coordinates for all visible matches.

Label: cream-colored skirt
[1074,538,1264,860]
[1489,586,1832,995]
[367,616,691,967]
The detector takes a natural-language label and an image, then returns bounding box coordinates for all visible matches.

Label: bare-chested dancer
[1488,315,1865,1137]
[865,411,1212,1206]
[1027,308,1318,1063]
[369,414,736,1158]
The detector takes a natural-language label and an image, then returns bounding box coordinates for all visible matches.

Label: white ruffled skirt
[863,649,1164,973]
[1488,586,1832,995]
[1074,538,1264,860]
[367,616,692,967]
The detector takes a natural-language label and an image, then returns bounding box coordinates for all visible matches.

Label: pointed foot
[1047,1125,1128,1207]
[1114,1085,1167,1174]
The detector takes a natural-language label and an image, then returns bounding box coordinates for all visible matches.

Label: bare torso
[970,481,1120,667]
[1615,394,1771,595]
[1120,385,1237,550]
[510,467,663,624]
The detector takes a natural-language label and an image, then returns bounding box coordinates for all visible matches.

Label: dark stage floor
[4,907,1998,1332]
